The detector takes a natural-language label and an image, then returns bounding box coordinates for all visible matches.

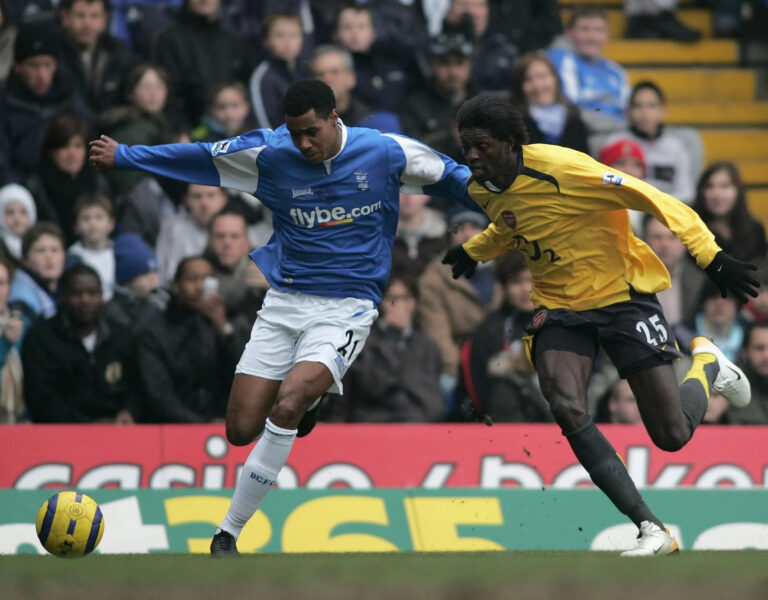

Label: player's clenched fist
[88,135,119,170]
[442,244,477,279]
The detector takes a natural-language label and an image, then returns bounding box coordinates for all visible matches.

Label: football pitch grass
[2,552,767,600]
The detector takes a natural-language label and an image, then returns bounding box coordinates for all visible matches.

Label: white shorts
[235,288,378,394]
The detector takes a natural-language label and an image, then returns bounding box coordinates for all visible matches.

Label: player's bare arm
[88,135,119,170]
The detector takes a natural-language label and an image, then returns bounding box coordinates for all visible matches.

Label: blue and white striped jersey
[115,121,477,305]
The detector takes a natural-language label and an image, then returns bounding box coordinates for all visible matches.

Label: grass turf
[2,552,767,600]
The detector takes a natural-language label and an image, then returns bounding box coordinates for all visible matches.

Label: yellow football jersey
[463,144,720,311]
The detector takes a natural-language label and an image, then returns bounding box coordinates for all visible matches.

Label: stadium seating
[564,1,768,226]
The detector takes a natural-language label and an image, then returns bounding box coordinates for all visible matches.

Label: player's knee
[226,419,262,446]
[540,381,588,430]
[649,424,690,452]
[271,385,315,428]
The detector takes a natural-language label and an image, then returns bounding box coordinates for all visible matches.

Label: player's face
[51,135,87,176]
[459,128,514,183]
[629,88,665,137]
[62,0,107,48]
[745,328,768,377]
[286,108,341,163]
[15,55,57,96]
[522,59,558,107]
[210,214,250,268]
[60,273,102,326]
[24,234,65,280]
[568,17,609,59]
[703,169,738,217]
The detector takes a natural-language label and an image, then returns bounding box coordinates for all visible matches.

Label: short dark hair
[21,222,65,258]
[74,192,114,219]
[125,61,169,100]
[567,7,609,29]
[630,80,666,105]
[174,255,210,283]
[456,95,529,146]
[334,3,373,30]
[43,114,90,153]
[284,79,336,119]
[59,262,102,295]
[207,80,248,108]
[494,249,529,284]
[0,255,16,283]
[262,11,302,39]
[744,321,768,350]
[208,207,248,234]
[60,0,110,11]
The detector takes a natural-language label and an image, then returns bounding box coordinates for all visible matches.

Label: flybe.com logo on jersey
[289,201,383,228]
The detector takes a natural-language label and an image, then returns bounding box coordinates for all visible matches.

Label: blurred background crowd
[0,0,767,426]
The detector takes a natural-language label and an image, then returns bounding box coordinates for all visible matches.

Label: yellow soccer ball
[36,491,105,558]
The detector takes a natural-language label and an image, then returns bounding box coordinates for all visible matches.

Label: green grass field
[2,552,767,600]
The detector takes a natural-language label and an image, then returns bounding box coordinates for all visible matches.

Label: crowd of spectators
[0,0,767,426]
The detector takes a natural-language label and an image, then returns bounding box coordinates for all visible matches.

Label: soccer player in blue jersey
[89,79,478,556]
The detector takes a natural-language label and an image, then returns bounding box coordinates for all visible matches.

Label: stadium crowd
[0,0,767,426]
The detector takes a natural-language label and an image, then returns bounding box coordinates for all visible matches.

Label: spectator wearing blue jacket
[547,8,629,134]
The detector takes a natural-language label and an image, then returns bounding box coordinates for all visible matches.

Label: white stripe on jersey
[382,133,447,194]
[213,145,267,193]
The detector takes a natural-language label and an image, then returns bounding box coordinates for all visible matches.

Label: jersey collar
[323,119,348,175]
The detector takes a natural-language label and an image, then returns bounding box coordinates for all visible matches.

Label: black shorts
[526,292,682,378]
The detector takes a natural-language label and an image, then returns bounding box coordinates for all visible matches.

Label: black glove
[704,251,760,304]
[442,244,477,279]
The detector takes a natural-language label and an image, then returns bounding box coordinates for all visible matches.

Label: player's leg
[225,374,282,446]
[213,292,378,556]
[626,361,708,451]
[626,335,750,451]
[536,344,665,533]
[213,292,298,555]
[213,364,332,556]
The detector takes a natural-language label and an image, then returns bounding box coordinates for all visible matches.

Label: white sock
[218,418,296,539]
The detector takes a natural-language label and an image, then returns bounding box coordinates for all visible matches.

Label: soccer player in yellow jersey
[444,95,760,556]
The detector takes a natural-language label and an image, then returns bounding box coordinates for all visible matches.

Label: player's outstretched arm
[87,136,227,188]
[89,135,118,170]
[704,251,760,304]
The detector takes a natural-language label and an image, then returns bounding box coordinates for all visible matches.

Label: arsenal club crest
[501,210,517,229]
[532,309,547,329]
